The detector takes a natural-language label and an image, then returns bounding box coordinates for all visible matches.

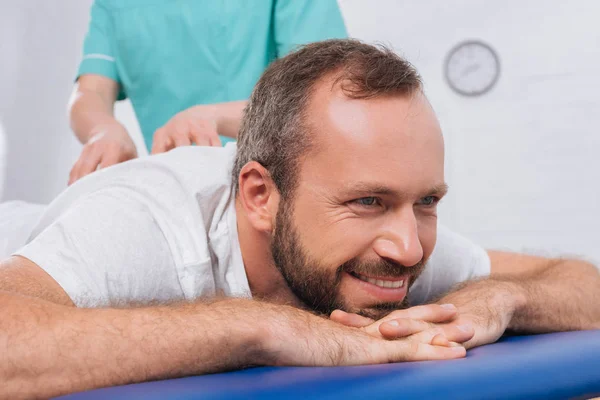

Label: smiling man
[1,39,599,398]
[241,68,446,319]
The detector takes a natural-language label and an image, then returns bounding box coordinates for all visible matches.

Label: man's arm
[436,251,600,348]
[68,74,137,184]
[0,256,73,306]
[0,256,465,399]
[504,256,600,332]
[0,257,260,399]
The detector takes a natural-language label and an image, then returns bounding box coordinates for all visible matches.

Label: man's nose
[372,208,423,267]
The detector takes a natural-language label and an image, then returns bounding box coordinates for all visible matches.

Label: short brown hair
[233,39,422,198]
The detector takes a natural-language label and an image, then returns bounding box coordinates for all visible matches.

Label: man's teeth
[354,273,404,289]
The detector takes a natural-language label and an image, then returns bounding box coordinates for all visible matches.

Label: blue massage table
[59,330,600,399]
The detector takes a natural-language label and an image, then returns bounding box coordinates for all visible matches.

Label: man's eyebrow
[338,182,449,198]
[428,183,449,197]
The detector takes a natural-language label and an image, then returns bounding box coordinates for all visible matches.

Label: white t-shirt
[15,144,490,308]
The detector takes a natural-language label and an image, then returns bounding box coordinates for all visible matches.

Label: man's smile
[344,271,410,303]
[350,271,405,289]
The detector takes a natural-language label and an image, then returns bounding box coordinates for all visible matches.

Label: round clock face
[444,40,500,96]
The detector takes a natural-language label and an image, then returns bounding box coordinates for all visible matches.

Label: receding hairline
[295,69,427,157]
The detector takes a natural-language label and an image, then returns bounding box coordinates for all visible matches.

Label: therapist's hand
[69,122,137,185]
[331,303,475,346]
[152,106,222,154]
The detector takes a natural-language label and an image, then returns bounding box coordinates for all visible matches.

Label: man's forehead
[304,78,442,153]
[299,79,445,191]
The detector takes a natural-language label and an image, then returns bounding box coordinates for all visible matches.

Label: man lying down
[2,39,599,399]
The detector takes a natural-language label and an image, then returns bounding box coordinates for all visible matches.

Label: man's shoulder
[408,225,490,305]
[30,145,237,239]
[84,144,236,195]
[147,144,237,194]
[429,225,490,278]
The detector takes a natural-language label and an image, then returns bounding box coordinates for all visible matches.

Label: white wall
[1,0,599,261]
[0,0,144,204]
[1,0,89,203]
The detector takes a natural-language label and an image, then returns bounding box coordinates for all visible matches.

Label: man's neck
[235,199,303,307]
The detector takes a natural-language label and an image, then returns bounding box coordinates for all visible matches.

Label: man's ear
[237,161,280,233]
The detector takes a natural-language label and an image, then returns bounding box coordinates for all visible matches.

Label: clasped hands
[330,296,510,360]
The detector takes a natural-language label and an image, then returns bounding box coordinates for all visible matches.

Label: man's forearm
[506,259,600,332]
[440,259,600,336]
[0,293,262,399]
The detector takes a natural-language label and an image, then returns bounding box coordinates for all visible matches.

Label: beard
[271,198,426,320]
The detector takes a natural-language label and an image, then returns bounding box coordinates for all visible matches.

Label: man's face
[271,80,446,320]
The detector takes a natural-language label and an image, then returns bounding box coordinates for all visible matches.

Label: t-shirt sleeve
[273,0,348,57]
[14,188,182,308]
[408,225,491,306]
[76,1,126,100]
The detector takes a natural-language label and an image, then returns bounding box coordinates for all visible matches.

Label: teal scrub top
[77,0,348,150]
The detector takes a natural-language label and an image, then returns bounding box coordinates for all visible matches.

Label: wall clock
[445,40,500,96]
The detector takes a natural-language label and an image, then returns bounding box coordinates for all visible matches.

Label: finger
[415,343,466,360]
[390,340,466,362]
[438,322,475,344]
[380,318,474,344]
[172,133,192,148]
[68,161,80,185]
[405,326,447,346]
[69,149,90,185]
[330,310,374,328]
[378,304,456,325]
[378,318,432,339]
[99,151,121,169]
[364,303,460,339]
[402,303,458,323]
[194,136,211,147]
[209,134,223,147]
[78,149,103,176]
[151,129,172,154]
[70,148,101,184]
[188,124,214,147]
[69,145,95,184]
[431,333,451,347]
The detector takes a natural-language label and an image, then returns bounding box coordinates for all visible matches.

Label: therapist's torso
[78,0,347,150]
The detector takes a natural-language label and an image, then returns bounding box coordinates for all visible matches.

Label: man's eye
[419,196,439,206]
[354,197,379,207]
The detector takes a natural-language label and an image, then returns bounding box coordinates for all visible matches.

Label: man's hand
[152,106,222,154]
[330,304,475,347]
[435,279,522,349]
[68,122,137,185]
[260,303,468,367]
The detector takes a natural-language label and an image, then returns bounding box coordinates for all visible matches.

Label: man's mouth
[349,271,405,289]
